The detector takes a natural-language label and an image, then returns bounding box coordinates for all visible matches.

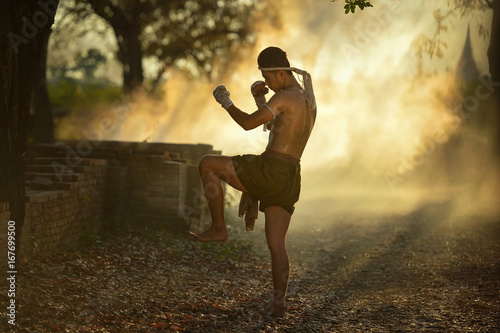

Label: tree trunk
[0,0,59,263]
[487,0,500,158]
[116,25,144,94]
[86,1,145,95]
[488,0,500,83]
[33,27,55,143]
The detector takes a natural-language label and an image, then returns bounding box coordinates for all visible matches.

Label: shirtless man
[189,46,317,317]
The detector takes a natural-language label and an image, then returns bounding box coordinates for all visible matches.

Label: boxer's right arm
[251,81,273,131]
[213,84,278,131]
[251,81,268,109]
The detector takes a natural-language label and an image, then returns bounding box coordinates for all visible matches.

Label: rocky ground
[1,201,499,332]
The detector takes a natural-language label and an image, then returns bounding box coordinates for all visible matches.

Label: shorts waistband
[262,150,301,166]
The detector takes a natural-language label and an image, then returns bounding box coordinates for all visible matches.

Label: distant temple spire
[456,25,479,84]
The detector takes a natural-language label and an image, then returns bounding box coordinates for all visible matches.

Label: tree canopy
[331,0,373,14]
[57,0,262,93]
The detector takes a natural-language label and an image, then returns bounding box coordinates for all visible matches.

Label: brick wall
[0,141,219,262]
[22,158,106,258]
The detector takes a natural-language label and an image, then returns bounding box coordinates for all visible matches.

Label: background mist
[58,0,497,219]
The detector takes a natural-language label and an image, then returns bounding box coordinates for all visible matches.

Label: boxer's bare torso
[261,70,316,160]
[266,87,316,160]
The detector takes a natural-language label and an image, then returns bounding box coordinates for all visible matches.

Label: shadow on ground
[1,201,499,332]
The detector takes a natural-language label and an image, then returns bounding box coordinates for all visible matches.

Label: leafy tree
[331,0,373,14]
[74,48,107,80]
[411,0,500,157]
[442,1,498,83]
[332,0,497,82]
[411,1,496,69]
[333,0,500,157]
[61,0,261,94]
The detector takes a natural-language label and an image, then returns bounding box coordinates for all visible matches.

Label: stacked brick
[103,164,130,228]
[161,143,221,232]
[94,141,219,232]
[22,157,106,259]
[120,150,187,230]
[84,141,213,231]
[0,141,220,261]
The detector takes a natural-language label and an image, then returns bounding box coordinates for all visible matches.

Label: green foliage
[412,2,492,64]
[49,48,107,80]
[331,0,373,14]
[74,49,107,79]
[65,0,260,83]
[140,0,258,77]
[48,78,121,107]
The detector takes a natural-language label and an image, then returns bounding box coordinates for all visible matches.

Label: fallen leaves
[2,208,499,332]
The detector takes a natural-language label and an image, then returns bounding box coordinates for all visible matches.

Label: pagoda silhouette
[455,25,479,86]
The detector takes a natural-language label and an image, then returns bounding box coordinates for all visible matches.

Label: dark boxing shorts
[231,150,301,215]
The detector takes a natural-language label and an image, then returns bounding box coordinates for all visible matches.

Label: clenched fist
[213,85,234,110]
[251,81,268,110]
[251,80,269,98]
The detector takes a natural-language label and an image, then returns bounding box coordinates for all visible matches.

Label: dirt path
[2,202,499,332]
[284,202,500,332]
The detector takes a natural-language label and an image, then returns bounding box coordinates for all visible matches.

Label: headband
[258,67,316,111]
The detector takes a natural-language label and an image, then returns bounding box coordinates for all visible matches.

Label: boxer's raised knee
[199,155,217,176]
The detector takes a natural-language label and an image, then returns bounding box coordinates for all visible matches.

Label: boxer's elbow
[240,122,254,131]
[234,111,266,131]
[240,119,261,131]
[236,115,255,131]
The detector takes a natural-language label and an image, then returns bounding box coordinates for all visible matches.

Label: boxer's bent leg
[189,155,247,242]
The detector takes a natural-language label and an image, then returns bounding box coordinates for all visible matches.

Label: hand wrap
[213,85,234,110]
[251,81,273,132]
[251,81,267,109]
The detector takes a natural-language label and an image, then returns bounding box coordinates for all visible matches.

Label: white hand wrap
[251,81,272,131]
[213,85,234,110]
[251,81,267,109]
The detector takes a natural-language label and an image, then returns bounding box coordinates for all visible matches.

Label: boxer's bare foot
[271,299,285,318]
[271,305,286,318]
[188,227,228,242]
